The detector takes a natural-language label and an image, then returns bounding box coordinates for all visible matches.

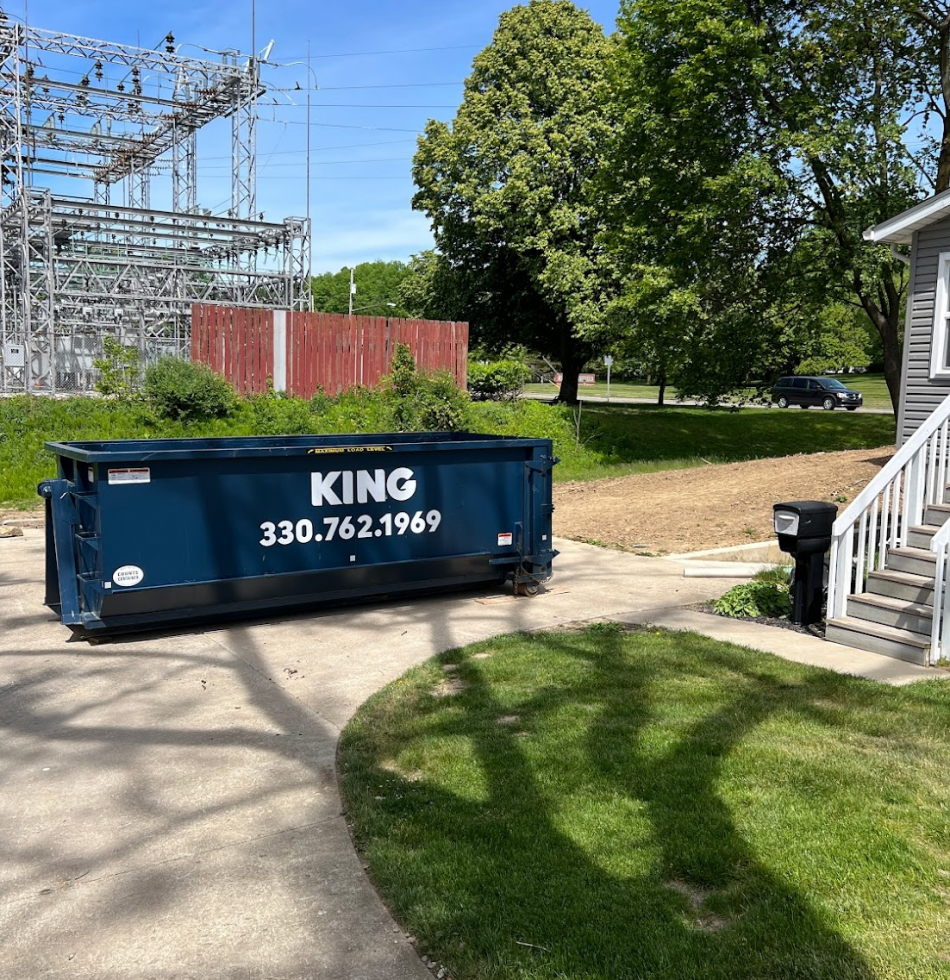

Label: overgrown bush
[144,357,237,422]
[713,581,792,619]
[247,388,316,435]
[93,336,140,400]
[381,344,472,431]
[468,357,531,400]
[469,398,595,473]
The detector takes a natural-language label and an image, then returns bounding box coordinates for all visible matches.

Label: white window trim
[931,252,950,379]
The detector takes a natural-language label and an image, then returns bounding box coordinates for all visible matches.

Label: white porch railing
[827,391,950,665]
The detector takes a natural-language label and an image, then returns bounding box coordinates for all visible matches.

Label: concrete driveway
[1,528,742,980]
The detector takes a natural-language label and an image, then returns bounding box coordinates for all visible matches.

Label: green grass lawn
[525,380,663,400]
[557,404,895,481]
[0,395,895,506]
[340,625,950,980]
[526,373,895,412]
[829,373,892,411]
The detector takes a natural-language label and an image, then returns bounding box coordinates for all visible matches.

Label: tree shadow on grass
[340,627,908,980]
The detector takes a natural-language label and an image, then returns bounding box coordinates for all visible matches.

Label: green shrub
[246,389,316,435]
[93,336,140,399]
[713,581,792,619]
[144,358,237,422]
[753,565,793,586]
[416,370,471,430]
[468,357,532,400]
[380,344,472,432]
[469,398,596,473]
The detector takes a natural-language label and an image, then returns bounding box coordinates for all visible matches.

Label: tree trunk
[657,373,666,406]
[553,330,587,406]
[555,357,582,405]
[860,297,902,416]
[880,318,903,418]
[938,114,950,194]
[936,17,950,193]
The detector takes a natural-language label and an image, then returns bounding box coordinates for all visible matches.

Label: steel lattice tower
[0,12,310,393]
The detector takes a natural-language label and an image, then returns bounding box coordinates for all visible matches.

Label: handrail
[930,519,950,665]
[831,391,950,538]
[827,390,950,643]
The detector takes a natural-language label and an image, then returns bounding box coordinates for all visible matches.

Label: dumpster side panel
[41,435,557,634]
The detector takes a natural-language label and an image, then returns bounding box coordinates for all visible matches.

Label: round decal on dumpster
[113,565,145,588]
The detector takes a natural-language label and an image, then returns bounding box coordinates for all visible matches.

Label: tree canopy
[310,260,412,318]
[400,0,950,415]
[411,0,619,404]
[607,0,934,410]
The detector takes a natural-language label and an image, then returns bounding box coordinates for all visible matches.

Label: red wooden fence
[191,305,275,396]
[191,305,469,397]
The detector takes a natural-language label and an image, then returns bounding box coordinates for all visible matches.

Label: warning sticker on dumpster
[497,532,513,546]
[108,467,150,485]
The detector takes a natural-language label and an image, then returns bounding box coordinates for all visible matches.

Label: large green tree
[610,0,930,412]
[411,0,619,405]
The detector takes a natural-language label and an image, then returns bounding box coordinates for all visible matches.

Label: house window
[931,252,950,378]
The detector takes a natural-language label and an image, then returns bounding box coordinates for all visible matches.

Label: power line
[199,156,411,169]
[315,81,463,90]
[200,138,417,161]
[307,103,458,109]
[259,119,424,132]
[256,174,409,180]
[280,44,478,60]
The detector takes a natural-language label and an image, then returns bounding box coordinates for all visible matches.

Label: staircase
[827,393,950,667]
[825,504,950,665]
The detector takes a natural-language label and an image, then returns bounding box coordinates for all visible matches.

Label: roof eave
[864,188,950,246]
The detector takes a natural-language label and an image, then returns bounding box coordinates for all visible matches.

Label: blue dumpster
[38,432,558,636]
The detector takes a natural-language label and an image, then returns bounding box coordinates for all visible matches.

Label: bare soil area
[553,447,894,555]
[0,507,43,528]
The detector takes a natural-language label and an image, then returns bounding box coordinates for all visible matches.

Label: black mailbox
[773,500,838,556]
[772,500,838,626]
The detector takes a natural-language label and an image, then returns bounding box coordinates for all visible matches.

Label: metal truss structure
[0,12,310,393]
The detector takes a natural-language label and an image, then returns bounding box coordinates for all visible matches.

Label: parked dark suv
[772,376,863,411]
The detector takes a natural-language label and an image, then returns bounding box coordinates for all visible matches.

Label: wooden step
[866,568,935,605]
[925,502,950,526]
[825,617,930,666]
[886,546,938,577]
[846,592,933,634]
[906,525,938,549]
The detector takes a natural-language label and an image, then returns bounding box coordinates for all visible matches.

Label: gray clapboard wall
[899,222,950,444]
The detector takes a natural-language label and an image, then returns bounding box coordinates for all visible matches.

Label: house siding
[899,222,950,444]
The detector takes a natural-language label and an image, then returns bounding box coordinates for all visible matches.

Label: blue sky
[12,0,621,274]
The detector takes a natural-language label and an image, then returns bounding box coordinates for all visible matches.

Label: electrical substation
[0,10,311,393]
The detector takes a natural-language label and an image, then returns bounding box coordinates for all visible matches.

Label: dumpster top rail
[46,432,553,463]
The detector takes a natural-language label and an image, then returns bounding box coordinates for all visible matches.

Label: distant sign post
[604,355,613,402]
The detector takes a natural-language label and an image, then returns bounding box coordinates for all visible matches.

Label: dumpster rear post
[38,432,558,637]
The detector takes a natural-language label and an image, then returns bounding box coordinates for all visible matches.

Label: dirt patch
[554,447,893,555]
[667,879,729,933]
[430,677,468,698]
[0,508,43,529]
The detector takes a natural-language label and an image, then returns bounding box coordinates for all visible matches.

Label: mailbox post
[773,500,838,625]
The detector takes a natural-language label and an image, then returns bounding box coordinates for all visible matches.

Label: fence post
[272,310,287,392]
